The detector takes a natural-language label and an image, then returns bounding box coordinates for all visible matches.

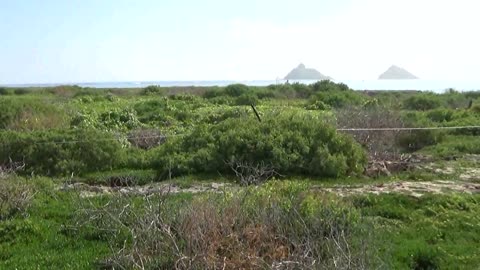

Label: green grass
[351,193,480,269]
[0,191,111,269]
[421,135,480,157]
[2,178,480,269]
[1,85,480,268]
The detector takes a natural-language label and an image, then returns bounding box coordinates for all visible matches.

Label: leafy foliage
[0,130,123,176]
[154,114,367,178]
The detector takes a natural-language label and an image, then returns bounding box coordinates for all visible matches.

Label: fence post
[251,104,262,122]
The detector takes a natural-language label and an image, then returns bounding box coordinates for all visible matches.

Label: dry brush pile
[69,182,380,270]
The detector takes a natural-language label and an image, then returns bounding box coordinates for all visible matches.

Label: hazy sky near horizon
[1,0,479,84]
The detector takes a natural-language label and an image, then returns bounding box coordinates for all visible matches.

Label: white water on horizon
[3,79,480,92]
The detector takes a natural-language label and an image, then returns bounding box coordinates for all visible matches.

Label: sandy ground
[59,179,480,198]
[320,180,480,198]
[59,182,231,198]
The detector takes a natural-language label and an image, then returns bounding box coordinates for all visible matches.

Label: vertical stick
[251,104,262,122]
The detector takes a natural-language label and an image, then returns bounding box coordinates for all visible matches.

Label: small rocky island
[379,65,418,79]
[284,64,332,80]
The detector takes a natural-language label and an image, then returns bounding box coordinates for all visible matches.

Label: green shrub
[207,96,234,105]
[235,93,258,106]
[305,100,329,110]
[291,82,313,98]
[203,88,223,98]
[363,98,380,109]
[98,108,141,131]
[253,88,276,99]
[142,85,165,96]
[153,115,366,178]
[133,99,174,126]
[224,84,249,97]
[396,130,445,152]
[13,89,31,95]
[268,84,296,99]
[312,90,365,108]
[410,249,440,270]
[312,80,349,92]
[168,94,199,102]
[203,107,249,124]
[426,109,454,122]
[403,95,441,111]
[0,88,13,95]
[71,88,102,98]
[472,104,480,114]
[0,130,124,176]
[47,85,83,97]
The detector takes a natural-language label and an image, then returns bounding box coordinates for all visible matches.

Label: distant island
[379,65,418,80]
[284,64,332,80]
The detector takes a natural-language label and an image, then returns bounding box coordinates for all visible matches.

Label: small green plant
[0,87,13,95]
[235,93,258,106]
[225,84,249,97]
[142,85,165,95]
[403,95,441,111]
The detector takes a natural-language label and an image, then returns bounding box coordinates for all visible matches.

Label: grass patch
[350,193,480,269]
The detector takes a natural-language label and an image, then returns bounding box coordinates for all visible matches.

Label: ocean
[3,80,480,92]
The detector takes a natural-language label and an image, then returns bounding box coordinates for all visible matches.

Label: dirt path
[320,180,480,198]
[60,180,480,198]
[59,182,231,198]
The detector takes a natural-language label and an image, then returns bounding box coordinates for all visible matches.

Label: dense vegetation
[1,82,479,269]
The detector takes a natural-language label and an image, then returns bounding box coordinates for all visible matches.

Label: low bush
[203,88,223,99]
[472,104,480,114]
[13,89,31,95]
[312,80,349,92]
[426,109,455,122]
[153,114,367,178]
[305,100,329,110]
[0,129,124,176]
[98,108,141,131]
[235,93,258,106]
[142,85,165,96]
[403,94,441,111]
[225,83,249,97]
[396,130,445,152]
[309,82,367,108]
[0,87,13,95]
[291,82,313,98]
[47,85,83,97]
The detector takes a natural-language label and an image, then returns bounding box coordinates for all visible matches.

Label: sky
[1,0,479,84]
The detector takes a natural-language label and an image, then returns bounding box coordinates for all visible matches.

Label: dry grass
[0,177,33,220]
[72,188,378,269]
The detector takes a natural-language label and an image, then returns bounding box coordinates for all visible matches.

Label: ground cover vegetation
[1,82,479,269]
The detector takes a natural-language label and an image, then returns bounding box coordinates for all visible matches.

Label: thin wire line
[337,126,480,131]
